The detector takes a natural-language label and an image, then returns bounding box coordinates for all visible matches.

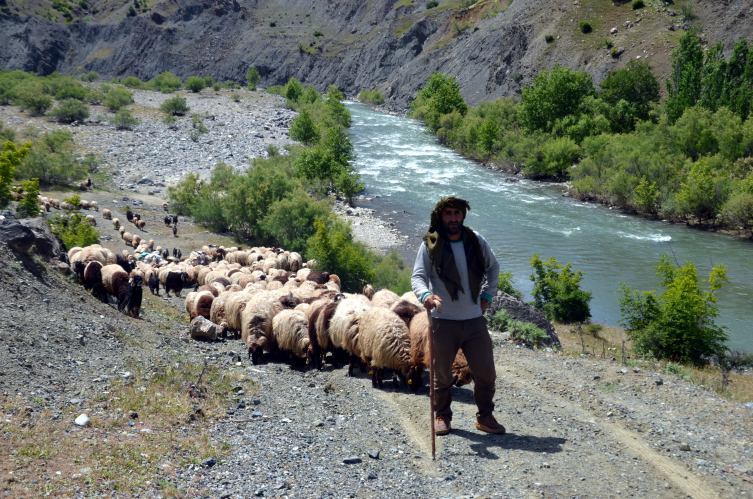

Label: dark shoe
[435,415,451,435]
[476,415,505,434]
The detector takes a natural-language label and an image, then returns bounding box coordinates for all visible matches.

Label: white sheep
[85,215,96,226]
[102,209,112,219]
[90,201,98,211]
[371,289,400,308]
[241,291,277,364]
[329,295,372,376]
[273,309,311,362]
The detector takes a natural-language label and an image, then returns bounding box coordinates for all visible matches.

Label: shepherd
[412,196,505,436]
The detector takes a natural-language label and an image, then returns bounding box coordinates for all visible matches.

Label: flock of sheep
[68,238,474,391]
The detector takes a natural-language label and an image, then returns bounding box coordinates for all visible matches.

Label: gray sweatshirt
[411,231,500,321]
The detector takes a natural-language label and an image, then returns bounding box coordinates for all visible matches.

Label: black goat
[118,275,143,318]
[173,225,177,237]
[172,247,177,257]
[116,254,134,274]
[164,216,171,226]
[126,210,134,222]
[148,273,159,296]
[164,271,191,297]
[172,215,179,225]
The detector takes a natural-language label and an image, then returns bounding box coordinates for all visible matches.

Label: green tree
[676,158,727,224]
[666,32,704,123]
[700,42,728,113]
[15,82,53,116]
[520,65,594,134]
[478,117,499,155]
[245,67,261,90]
[260,188,331,252]
[325,85,352,128]
[289,108,320,145]
[723,191,753,234]
[103,87,133,111]
[301,85,319,104]
[283,77,304,102]
[497,270,524,300]
[306,219,374,292]
[48,99,90,123]
[634,176,660,215]
[46,212,100,249]
[0,141,32,208]
[167,172,202,215]
[18,130,88,185]
[600,60,660,123]
[17,178,41,218]
[153,71,182,93]
[529,253,592,323]
[123,76,143,89]
[110,109,140,130]
[372,249,413,295]
[159,95,190,116]
[184,76,206,93]
[618,255,728,366]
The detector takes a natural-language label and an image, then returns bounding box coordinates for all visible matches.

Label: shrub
[530,253,592,323]
[632,0,644,9]
[611,46,619,58]
[15,82,53,116]
[122,76,142,89]
[153,71,182,93]
[289,108,320,145]
[84,89,104,105]
[284,77,304,102]
[266,85,283,95]
[579,21,592,34]
[618,255,729,366]
[489,309,513,331]
[306,219,374,292]
[79,71,99,82]
[230,93,241,102]
[265,144,279,157]
[63,194,81,209]
[162,114,179,129]
[545,35,554,43]
[48,99,90,123]
[681,4,695,20]
[358,89,385,105]
[103,87,133,111]
[185,76,206,93]
[0,141,32,208]
[269,21,276,27]
[723,191,753,233]
[246,67,261,90]
[0,125,15,143]
[17,178,41,218]
[497,270,524,300]
[110,109,140,130]
[17,130,87,185]
[203,76,213,87]
[410,72,467,131]
[160,95,190,116]
[313,30,323,37]
[426,0,438,7]
[47,212,99,249]
[509,321,547,348]
[127,5,136,16]
[260,188,332,253]
[53,78,88,101]
[213,83,221,91]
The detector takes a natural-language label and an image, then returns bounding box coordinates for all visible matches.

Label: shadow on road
[449,429,566,459]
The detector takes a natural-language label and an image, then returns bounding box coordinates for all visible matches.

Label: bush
[17,178,41,218]
[213,83,221,91]
[47,212,99,249]
[0,141,32,208]
[530,254,592,323]
[17,130,87,185]
[15,82,53,116]
[203,76,213,87]
[269,21,276,27]
[266,85,283,95]
[162,114,179,129]
[426,0,438,7]
[122,76,142,89]
[0,125,15,143]
[410,72,467,131]
[84,89,104,105]
[63,194,81,209]
[618,255,728,366]
[313,30,323,37]
[110,109,140,130]
[632,0,644,9]
[185,76,206,93]
[260,188,332,253]
[372,249,413,295]
[358,89,385,105]
[160,95,190,116]
[48,99,90,123]
[509,321,547,348]
[489,309,513,331]
[79,71,99,82]
[306,219,374,292]
[53,78,88,101]
[289,108,320,145]
[230,93,242,102]
[246,67,261,90]
[497,270,524,300]
[723,191,753,233]
[283,77,304,103]
[153,71,182,93]
[103,87,133,111]
[579,21,592,34]
[545,35,554,43]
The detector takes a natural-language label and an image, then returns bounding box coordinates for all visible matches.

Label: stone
[129,411,138,419]
[313,420,324,427]
[251,411,263,418]
[368,472,377,480]
[69,398,81,405]
[593,375,601,380]
[189,316,221,341]
[0,218,36,253]
[202,457,216,467]
[342,456,362,464]
[74,414,91,427]
[137,176,155,185]
[368,449,380,459]
[731,464,748,473]
[610,27,618,34]
[254,488,265,497]
[252,399,261,405]
[679,443,691,451]
[655,378,664,386]
[615,47,625,56]
[487,291,560,347]
[19,218,66,260]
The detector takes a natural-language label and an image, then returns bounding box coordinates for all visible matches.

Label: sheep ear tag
[407,379,413,385]
[306,358,310,364]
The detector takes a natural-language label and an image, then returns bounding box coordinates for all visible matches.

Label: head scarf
[422,196,486,303]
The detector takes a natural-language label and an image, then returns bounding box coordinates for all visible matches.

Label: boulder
[0,218,36,253]
[19,218,67,261]
[487,290,561,347]
[137,177,155,185]
[190,316,222,341]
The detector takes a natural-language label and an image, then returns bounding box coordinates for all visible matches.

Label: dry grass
[0,359,252,497]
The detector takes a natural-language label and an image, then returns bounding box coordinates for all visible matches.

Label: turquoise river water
[345,102,753,350]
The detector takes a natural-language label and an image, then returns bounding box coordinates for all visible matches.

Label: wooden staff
[427,301,441,460]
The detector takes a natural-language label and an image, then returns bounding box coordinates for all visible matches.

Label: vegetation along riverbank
[408,31,753,240]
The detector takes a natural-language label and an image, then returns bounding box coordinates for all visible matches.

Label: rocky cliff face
[1,0,751,108]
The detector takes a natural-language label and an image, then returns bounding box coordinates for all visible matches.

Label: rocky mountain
[1,0,752,108]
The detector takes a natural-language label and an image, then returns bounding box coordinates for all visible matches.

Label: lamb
[44,202,50,212]
[84,215,96,226]
[288,252,303,272]
[185,290,214,320]
[390,299,423,328]
[135,219,146,231]
[132,234,141,249]
[147,239,154,250]
[371,289,400,308]
[148,273,159,295]
[273,309,311,363]
[209,292,232,333]
[359,306,424,390]
[102,209,112,219]
[123,232,133,245]
[241,291,277,364]
[90,201,98,211]
[119,275,144,318]
[306,271,330,285]
[329,295,372,376]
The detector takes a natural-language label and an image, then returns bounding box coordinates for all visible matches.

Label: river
[345,102,753,350]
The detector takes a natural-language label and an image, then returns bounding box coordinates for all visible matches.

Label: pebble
[368,449,380,459]
[74,414,90,427]
[202,457,216,467]
[251,411,263,418]
[656,378,664,385]
[368,472,378,480]
[342,456,362,464]
[679,443,691,451]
